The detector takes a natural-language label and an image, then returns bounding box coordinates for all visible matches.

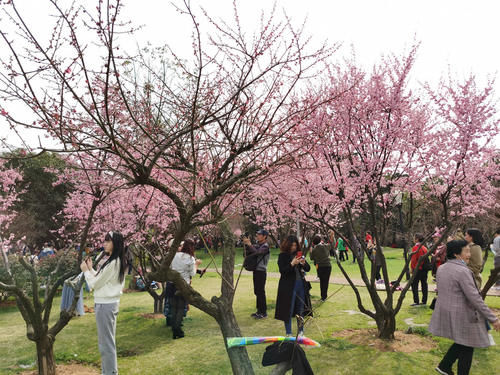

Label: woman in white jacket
[169,239,201,339]
[81,231,127,375]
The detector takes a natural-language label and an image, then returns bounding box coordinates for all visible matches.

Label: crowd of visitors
[237,226,500,375]
[3,224,499,375]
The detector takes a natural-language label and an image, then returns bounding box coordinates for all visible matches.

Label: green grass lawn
[199,246,496,282]
[0,249,499,374]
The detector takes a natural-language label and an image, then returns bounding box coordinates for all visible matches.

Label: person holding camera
[275,235,312,336]
[81,231,127,375]
[243,229,270,319]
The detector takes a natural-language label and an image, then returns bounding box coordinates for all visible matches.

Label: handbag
[429,297,436,310]
[302,280,314,317]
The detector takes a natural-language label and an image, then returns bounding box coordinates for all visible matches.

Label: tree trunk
[153,294,164,314]
[402,243,410,281]
[480,246,489,273]
[128,268,138,290]
[148,285,167,314]
[78,197,100,264]
[375,310,396,340]
[35,336,56,375]
[215,302,255,375]
[215,218,255,375]
[481,266,500,299]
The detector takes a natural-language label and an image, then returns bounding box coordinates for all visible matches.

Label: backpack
[422,254,432,271]
[243,252,267,271]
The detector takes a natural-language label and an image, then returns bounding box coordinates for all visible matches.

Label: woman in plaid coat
[429,240,500,375]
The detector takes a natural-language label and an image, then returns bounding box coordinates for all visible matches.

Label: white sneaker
[297,331,304,338]
[435,366,451,375]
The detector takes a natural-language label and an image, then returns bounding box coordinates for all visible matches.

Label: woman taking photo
[275,235,312,336]
[81,231,127,375]
[429,240,500,375]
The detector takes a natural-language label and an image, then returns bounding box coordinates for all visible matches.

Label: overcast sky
[127,0,500,86]
[2,0,500,148]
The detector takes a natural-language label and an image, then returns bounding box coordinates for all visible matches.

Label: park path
[206,268,500,297]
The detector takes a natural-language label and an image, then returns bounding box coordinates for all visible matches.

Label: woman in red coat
[274,235,311,336]
[410,234,429,306]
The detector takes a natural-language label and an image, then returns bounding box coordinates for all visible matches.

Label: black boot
[173,327,185,339]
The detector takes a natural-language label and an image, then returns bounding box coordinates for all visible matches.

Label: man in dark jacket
[310,235,331,301]
[243,229,270,319]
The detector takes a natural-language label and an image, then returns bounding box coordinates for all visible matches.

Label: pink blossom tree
[0,160,85,375]
[0,1,336,373]
[422,75,500,228]
[0,158,23,302]
[256,53,500,339]
[0,159,22,237]
[0,151,136,375]
[421,75,500,295]
[52,152,130,258]
[61,177,177,313]
[254,49,436,339]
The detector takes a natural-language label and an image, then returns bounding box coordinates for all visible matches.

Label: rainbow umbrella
[226,336,320,348]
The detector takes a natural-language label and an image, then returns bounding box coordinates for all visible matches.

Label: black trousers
[339,251,348,261]
[439,343,474,375]
[317,266,331,300]
[253,270,267,314]
[170,295,186,333]
[411,269,428,304]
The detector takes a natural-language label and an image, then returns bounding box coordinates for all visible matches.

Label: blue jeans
[285,279,305,335]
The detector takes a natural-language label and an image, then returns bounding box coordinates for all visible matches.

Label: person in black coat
[275,235,312,336]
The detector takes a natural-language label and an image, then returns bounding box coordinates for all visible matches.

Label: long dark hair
[466,228,485,248]
[181,239,195,257]
[280,235,301,254]
[99,231,127,283]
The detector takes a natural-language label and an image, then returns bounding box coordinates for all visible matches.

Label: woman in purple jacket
[429,240,500,375]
